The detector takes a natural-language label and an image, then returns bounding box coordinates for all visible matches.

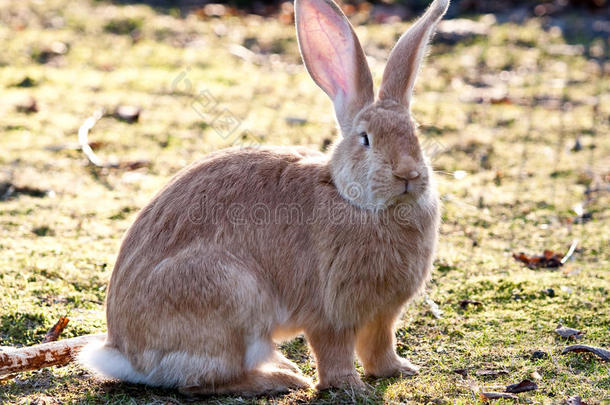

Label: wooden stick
[77,109,150,171]
[561,239,578,265]
[561,344,610,362]
[0,334,105,377]
[78,109,105,167]
[42,317,70,343]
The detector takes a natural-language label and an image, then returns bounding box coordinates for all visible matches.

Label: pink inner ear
[298,0,354,99]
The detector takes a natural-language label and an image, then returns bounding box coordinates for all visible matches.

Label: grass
[0,0,609,403]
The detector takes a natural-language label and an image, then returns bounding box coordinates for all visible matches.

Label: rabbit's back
[105,147,332,340]
[113,146,328,271]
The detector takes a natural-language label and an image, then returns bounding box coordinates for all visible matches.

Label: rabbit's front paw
[393,358,419,377]
[366,357,419,378]
[316,372,367,392]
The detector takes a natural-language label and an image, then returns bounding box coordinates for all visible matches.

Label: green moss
[0,0,608,403]
[104,17,144,35]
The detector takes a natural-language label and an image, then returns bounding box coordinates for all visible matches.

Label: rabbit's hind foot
[269,350,301,374]
[178,368,313,397]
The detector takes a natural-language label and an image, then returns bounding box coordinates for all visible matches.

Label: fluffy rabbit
[79,0,448,396]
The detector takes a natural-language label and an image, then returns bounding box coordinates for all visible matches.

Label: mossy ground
[0,1,608,404]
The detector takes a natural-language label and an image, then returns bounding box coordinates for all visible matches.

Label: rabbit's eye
[359,132,370,147]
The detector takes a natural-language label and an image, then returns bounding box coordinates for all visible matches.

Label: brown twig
[0,334,105,378]
[42,317,70,344]
[77,109,150,171]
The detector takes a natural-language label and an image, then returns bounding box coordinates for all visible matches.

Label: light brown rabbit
[79,0,448,396]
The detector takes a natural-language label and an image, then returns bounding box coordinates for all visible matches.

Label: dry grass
[0,0,608,403]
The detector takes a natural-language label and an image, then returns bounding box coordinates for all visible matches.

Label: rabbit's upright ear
[378,0,449,109]
[295,0,373,134]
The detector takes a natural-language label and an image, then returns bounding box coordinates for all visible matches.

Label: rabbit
[78,0,448,396]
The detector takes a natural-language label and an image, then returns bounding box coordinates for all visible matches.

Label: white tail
[78,339,150,384]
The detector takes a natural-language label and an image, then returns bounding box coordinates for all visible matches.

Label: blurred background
[0,0,608,403]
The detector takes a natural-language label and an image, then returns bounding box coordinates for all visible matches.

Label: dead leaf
[512,250,563,268]
[114,105,141,123]
[462,87,510,105]
[27,394,61,405]
[572,138,583,152]
[34,41,68,65]
[0,182,52,201]
[480,392,518,401]
[278,1,294,25]
[573,212,593,224]
[285,116,307,126]
[201,3,227,17]
[459,299,482,309]
[49,41,68,55]
[114,160,151,171]
[16,97,39,114]
[453,368,468,378]
[494,170,503,186]
[555,325,584,340]
[505,379,537,393]
[321,138,332,152]
[12,76,36,88]
[88,141,107,150]
[42,317,69,343]
[490,95,512,105]
[531,350,548,360]
[561,345,610,362]
[436,18,491,44]
[562,396,592,405]
[475,369,508,377]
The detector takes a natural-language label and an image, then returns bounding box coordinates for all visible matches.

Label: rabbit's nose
[392,157,419,180]
[395,170,420,194]
[393,169,420,181]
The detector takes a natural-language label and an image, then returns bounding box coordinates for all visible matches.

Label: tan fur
[79,0,448,396]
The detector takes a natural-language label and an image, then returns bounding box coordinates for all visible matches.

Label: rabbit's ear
[378,0,449,108]
[295,0,373,134]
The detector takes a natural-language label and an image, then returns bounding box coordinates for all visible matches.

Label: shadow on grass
[1,358,396,404]
[0,313,47,347]
[77,378,394,404]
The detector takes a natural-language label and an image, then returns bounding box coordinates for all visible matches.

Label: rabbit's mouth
[386,189,418,207]
[405,181,421,195]
[397,180,427,201]
[398,191,418,202]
